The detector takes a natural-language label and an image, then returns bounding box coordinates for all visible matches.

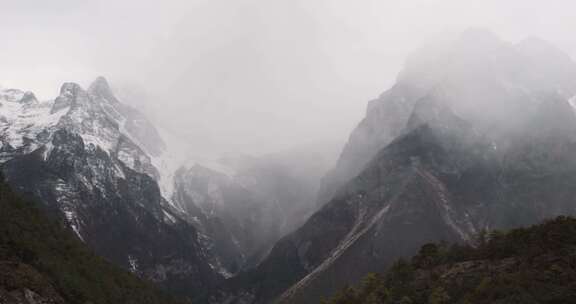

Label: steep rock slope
[317,29,576,207]
[173,151,330,276]
[0,78,220,300]
[0,177,184,304]
[215,30,576,303]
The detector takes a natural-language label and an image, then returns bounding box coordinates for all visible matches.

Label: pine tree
[428,287,450,304]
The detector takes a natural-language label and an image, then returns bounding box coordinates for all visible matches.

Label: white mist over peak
[3,1,576,157]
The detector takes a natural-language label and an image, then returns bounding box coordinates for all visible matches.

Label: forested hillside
[0,177,184,304]
[324,216,576,304]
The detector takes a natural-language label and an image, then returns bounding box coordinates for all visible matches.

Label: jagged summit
[218,32,576,304]
[51,82,85,113]
[19,91,38,104]
[51,77,121,114]
[0,78,221,298]
[318,31,576,210]
[2,77,169,207]
[60,82,83,94]
[89,76,119,103]
[0,88,38,104]
[90,75,110,88]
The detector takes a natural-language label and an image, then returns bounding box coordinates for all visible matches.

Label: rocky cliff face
[0,176,186,304]
[317,29,576,207]
[0,78,220,300]
[172,151,329,277]
[0,76,332,301]
[215,30,576,303]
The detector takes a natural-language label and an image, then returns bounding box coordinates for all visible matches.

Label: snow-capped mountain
[0,76,331,301]
[213,30,576,303]
[0,77,220,299]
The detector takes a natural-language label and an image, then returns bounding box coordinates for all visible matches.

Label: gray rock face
[317,28,576,208]
[0,78,220,300]
[218,31,576,303]
[317,82,424,206]
[88,76,167,157]
[172,152,327,277]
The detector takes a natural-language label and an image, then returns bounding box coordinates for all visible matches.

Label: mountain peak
[89,76,110,92]
[50,82,86,113]
[0,88,37,104]
[59,82,83,96]
[88,76,119,103]
[19,91,38,104]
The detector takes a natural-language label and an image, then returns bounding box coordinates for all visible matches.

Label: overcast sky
[2,0,576,156]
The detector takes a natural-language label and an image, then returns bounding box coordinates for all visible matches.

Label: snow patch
[0,92,65,156]
[279,201,392,302]
[163,209,177,224]
[128,255,139,273]
[569,95,576,110]
[80,133,116,152]
[149,127,194,212]
[63,209,84,241]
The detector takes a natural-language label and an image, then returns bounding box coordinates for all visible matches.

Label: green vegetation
[323,216,576,304]
[0,177,184,304]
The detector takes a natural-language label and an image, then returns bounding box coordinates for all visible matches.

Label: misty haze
[2,1,576,304]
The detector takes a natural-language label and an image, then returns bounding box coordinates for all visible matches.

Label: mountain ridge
[0,77,222,300]
[213,31,576,304]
